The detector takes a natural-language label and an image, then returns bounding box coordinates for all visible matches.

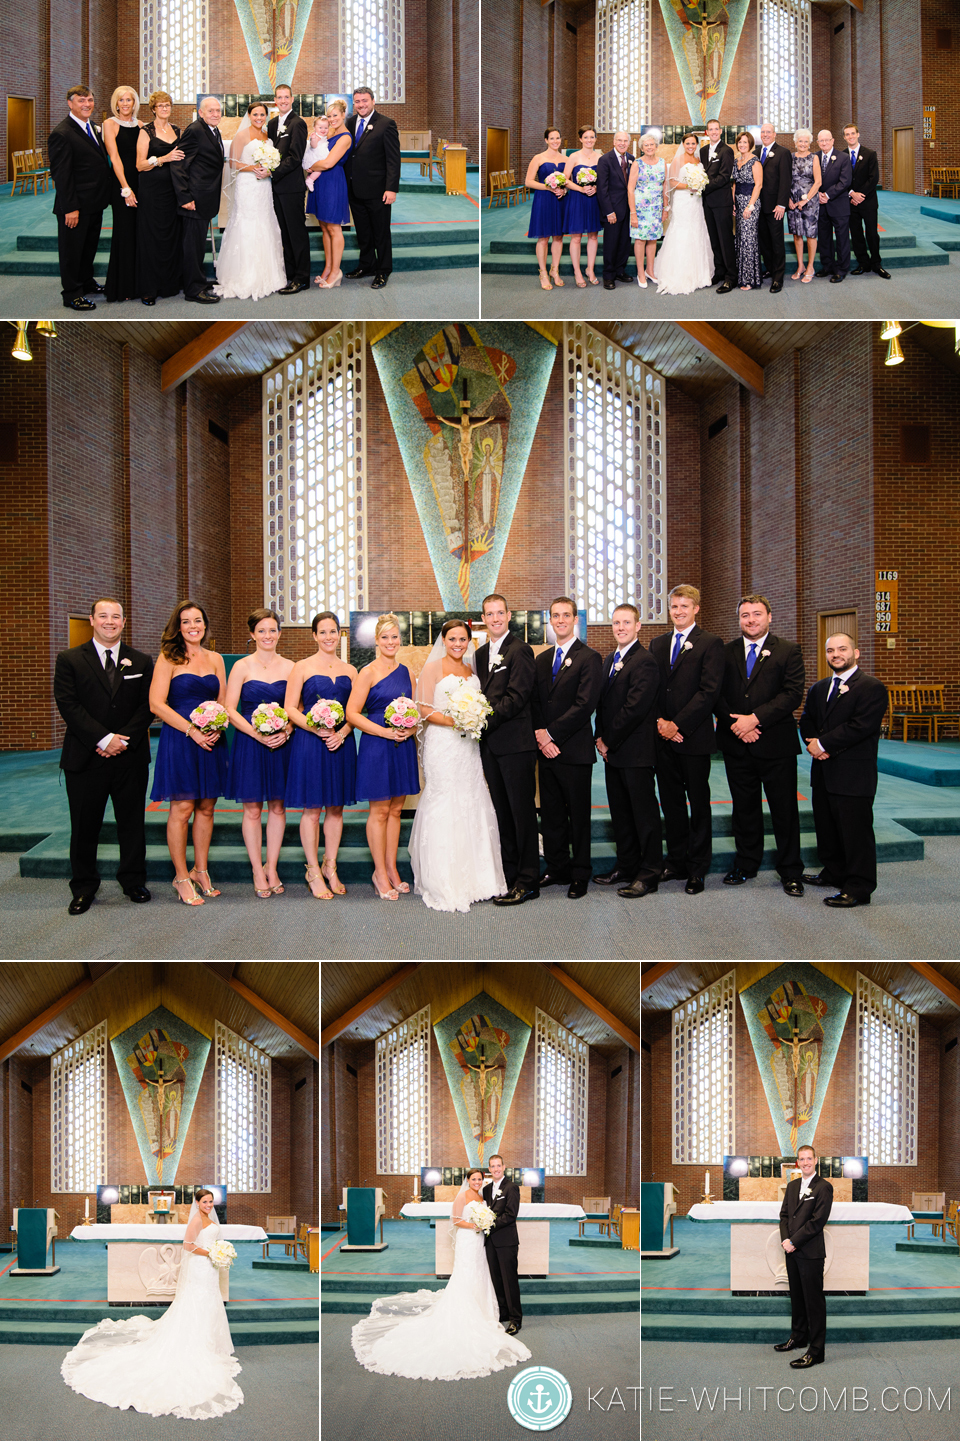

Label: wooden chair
[30,150,51,193]
[887,684,918,742]
[943,1200,960,1249]
[907,1191,945,1240]
[504,168,527,204]
[262,1213,296,1258]
[600,1203,623,1239]
[915,685,960,742]
[295,1222,310,1259]
[488,170,506,207]
[931,167,959,200]
[433,139,447,183]
[578,1195,611,1236]
[11,151,41,197]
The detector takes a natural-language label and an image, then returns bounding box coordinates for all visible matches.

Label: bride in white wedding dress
[408,620,506,912]
[61,1191,243,1419]
[214,102,287,301]
[654,132,714,296]
[352,1170,531,1379]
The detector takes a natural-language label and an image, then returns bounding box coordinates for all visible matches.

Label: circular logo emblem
[507,1366,573,1431]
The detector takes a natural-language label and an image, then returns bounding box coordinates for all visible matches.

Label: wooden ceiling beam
[907,964,960,1012]
[641,963,680,992]
[542,964,641,1052]
[674,322,765,396]
[203,967,319,1059]
[321,964,421,1047]
[0,965,123,1063]
[160,322,251,392]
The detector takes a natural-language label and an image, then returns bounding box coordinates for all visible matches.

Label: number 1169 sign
[875,570,898,633]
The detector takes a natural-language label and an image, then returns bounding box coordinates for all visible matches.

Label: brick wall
[882,0,924,193]
[0,1057,37,1226]
[940,1027,960,1206]
[920,0,958,194]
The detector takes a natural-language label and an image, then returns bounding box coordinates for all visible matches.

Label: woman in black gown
[103,86,143,302]
[135,90,185,305]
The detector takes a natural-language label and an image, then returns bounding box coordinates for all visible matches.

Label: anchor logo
[526,1385,556,1415]
[508,1366,573,1431]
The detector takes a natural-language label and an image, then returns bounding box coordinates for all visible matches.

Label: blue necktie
[552,646,563,681]
[851,149,857,169]
[671,632,682,666]
[828,676,842,704]
[356,117,365,143]
[760,146,768,164]
[85,121,98,147]
[608,649,621,685]
[746,642,757,678]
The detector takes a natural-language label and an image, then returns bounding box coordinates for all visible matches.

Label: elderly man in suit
[700,119,736,292]
[532,597,603,898]
[48,86,113,310]
[799,633,888,907]
[170,95,226,303]
[53,597,155,914]
[597,132,633,290]
[816,129,853,282]
[774,1144,834,1368]
[594,604,663,899]
[842,124,891,280]
[756,121,792,292]
[715,594,806,895]
[344,86,401,290]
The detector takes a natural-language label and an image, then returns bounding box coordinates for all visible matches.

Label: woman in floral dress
[628,132,666,288]
[787,129,822,283]
[732,131,763,291]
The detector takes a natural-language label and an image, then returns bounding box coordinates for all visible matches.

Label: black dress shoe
[818,268,834,277]
[773,1336,807,1352]
[64,296,96,310]
[371,273,389,289]
[617,879,658,898]
[851,265,868,275]
[875,266,891,279]
[830,273,844,283]
[770,280,783,293]
[593,869,631,886]
[790,1351,824,1368]
[493,884,540,906]
[716,281,735,294]
[505,1321,520,1335]
[802,871,833,887]
[141,296,156,306]
[68,894,94,915]
[85,282,106,295]
[345,267,372,278]
[567,879,588,898]
[659,865,687,883]
[603,279,616,290]
[278,279,309,294]
[685,876,705,894]
[782,879,804,897]
[824,891,869,907]
[185,290,221,303]
[722,868,756,885]
[538,873,569,888]
[125,886,152,903]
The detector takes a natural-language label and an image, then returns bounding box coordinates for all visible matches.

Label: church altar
[401,1203,585,1277]
[399,1203,585,1219]
[69,1224,267,1240]
[68,1225,266,1303]
[688,1202,912,1223]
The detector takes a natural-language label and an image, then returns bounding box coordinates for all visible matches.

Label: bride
[654,132,714,296]
[214,101,287,300]
[352,1169,531,1379]
[61,1190,243,1419]
[408,620,506,912]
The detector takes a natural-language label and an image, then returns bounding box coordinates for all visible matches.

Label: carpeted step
[920,203,960,225]
[322,1289,639,1315]
[0,242,478,278]
[0,1302,317,1324]
[321,1276,635,1295]
[0,1315,318,1345]
[642,1292,960,1316]
[252,1258,312,1271]
[642,1310,960,1343]
[481,254,638,278]
[896,1240,960,1254]
[14,226,478,254]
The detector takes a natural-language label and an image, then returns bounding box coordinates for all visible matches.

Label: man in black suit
[344,86,401,290]
[774,1145,833,1368]
[53,597,154,915]
[262,86,310,293]
[842,124,891,279]
[475,594,539,905]
[532,598,603,898]
[650,585,724,894]
[799,632,888,907]
[594,604,663,899]
[48,86,113,311]
[170,95,225,303]
[700,119,736,292]
[756,122,791,292]
[482,1155,522,1335]
[816,129,853,282]
[597,132,633,290]
[715,595,806,895]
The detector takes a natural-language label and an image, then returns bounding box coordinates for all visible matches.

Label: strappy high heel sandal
[538,269,552,290]
[321,856,347,895]
[372,873,400,900]
[549,269,564,287]
[305,865,333,900]
[172,876,204,906]
[253,880,272,899]
[188,867,220,897]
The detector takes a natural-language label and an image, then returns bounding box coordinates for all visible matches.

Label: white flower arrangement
[682,641,694,652]
[443,680,494,740]
[464,1199,498,1235]
[760,649,771,659]
[838,683,849,694]
[249,139,282,172]
[680,162,708,196]
[490,653,505,670]
[120,657,132,667]
[614,660,624,673]
[207,1239,237,1270]
[563,657,572,668]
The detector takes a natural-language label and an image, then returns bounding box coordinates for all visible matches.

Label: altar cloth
[69,1224,267,1241]
[688,1202,912,1223]
[400,1203,586,1219]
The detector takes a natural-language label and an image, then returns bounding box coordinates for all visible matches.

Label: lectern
[640,1182,679,1259]
[10,1208,60,1275]
[340,1187,388,1252]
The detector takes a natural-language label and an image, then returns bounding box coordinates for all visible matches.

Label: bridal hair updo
[246,102,268,121]
[374,612,402,644]
[440,618,471,640]
[195,1189,215,1204]
[682,133,700,146]
[160,598,212,665]
[466,1168,484,1182]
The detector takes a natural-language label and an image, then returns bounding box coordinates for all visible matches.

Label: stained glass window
[51,1021,107,1193]
[856,974,917,1166]
[534,1009,588,1176]
[758,0,811,133]
[596,0,648,132]
[672,973,736,1165]
[263,324,367,623]
[375,1006,430,1175]
[340,0,405,104]
[141,0,208,107]
[215,1022,271,1193]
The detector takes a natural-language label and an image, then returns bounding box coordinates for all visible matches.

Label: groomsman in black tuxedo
[532,598,603,898]
[842,125,891,279]
[650,585,724,894]
[715,595,806,895]
[264,85,310,293]
[483,1156,522,1334]
[53,598,154,915]
[775,1145,833,1369]
[799,633,888,907]
[816,129,853,282]
[756,122,791,292]
[48,86,112,310]
[476,594,540,905]
[700,120,736,292]
[170,95,226,303]
[344,87,401,289]
[594,604,663,900]
[597,132,633,290]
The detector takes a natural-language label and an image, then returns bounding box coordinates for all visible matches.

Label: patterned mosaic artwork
[232,0,316,93]
[658,0,750,126]
[434,993,532,1167]
[110,1007,211,1185]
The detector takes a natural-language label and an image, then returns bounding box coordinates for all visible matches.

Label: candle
[85,1197,89,1218]
[705,1171,710,1194]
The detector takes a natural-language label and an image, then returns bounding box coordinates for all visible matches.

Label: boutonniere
[490,653,505,670]
[614,660,624,673]
[563,657,572,668]
[120,657,132,668]
[682,641,693,653]
[838,683,849,695]
[760,649,771,660]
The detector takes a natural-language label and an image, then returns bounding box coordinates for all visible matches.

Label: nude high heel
[188,867,220,897]
[327,271,343,287]
[173,876,204,906]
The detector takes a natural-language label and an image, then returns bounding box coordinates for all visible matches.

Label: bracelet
[148,155,159,168]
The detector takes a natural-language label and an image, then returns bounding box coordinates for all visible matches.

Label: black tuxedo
[700,141,736,284]
[816,149,853,277]
[715,634,805,880]
[596,148,631,278]
[170,119,226,296]
[799,667,888,899]
[482,1179,522,1326]
[595,643,662,883]
[757,142,792,284]
[649,626,724,877]
[532,639,603,881]
[53,640,154,898]
[844,143,882,270]
[779,1175,834,1353]
[48,115,113,303]
[345,110,401,276]
[476,632,539,889]
[267,113,310,285]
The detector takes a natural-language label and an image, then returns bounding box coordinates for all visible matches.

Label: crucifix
[437,377,493,600]
[141,1058,171,1181]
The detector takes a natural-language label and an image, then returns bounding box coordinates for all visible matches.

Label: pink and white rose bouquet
[384,697,419,731]
[189,701,228,734]
[305,699,345,732]
[250,702,288,735]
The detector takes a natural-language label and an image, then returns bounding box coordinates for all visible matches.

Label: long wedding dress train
[654,187,714,295]
[214,140,287,300]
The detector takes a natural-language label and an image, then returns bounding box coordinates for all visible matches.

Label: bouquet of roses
[576,166,597,187]
[384,697,419,731]
[443,680,493,741]
[545,171,568,196]
[207,1239,237,1271]
[464,1200,498,1235]
[305,699,345,732]
[189,700,228,734]
[680,162,708,196]
[249,139,282,172]
[250,702,288,735]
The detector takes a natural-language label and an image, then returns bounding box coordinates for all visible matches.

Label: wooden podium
[444,146,468,195]
[620,1208,639,1250]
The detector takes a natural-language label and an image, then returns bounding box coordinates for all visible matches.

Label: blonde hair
[110,86,141,118]
[375,612,402,643]
[327,98,347,119]
[668,583,701,606]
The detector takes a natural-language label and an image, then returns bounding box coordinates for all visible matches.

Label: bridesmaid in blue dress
[225,609,295,900]
[285,611,359,899]
[347,613,419,901]
[525,128,568,290]
[305,98,352,290]
[562,126,604,287]
[148,600,227,906]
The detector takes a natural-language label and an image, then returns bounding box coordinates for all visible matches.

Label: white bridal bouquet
[680,162,708,196]
[189,700,229,734]
[249,139,282,172]
[207,1239,237,1270]
[250,701,288,734]
[443,680,493,740]
[464,1200,498,1235]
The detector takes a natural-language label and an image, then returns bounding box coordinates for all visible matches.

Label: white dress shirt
[92,639,120,750]
[743,632,769,660]
[671,624,696,651]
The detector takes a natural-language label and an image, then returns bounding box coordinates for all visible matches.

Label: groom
[262,85,310,294]
[700,119,736,293]
[483,1155,522,1335]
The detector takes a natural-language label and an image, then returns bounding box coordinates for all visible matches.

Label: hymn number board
[875,571,899,633]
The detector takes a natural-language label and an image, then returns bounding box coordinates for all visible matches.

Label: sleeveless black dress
[105,123,141,301]
[136,124,184,300]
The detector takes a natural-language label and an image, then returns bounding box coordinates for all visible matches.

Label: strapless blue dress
[528,162,566,238]
[150,672,227,802]
[285,674,357,808]
[564,164,604,234]
[307,134,352,225]
[228,679,291,803]
[354,666,420,801]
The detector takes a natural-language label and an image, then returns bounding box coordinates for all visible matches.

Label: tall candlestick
[84,1197,89,1219]
[705,1171,710,1194]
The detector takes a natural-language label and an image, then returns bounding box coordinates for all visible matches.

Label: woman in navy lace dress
[732,132,763,291]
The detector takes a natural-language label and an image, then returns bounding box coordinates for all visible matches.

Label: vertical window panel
[596,0,648,132]
[51,1021,107,1193]
[340,0,405,103]
[375,1006,430,1174]
[758,0,811,133]
[215,1022,271,1193]
[672,973,735,1165]
[141,0,208,106]
[534,1009,588,1176]
[856,974,917,1166]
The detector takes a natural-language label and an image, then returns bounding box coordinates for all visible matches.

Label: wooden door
[68,616,94,648]
[486,126,509,194]
[7,96,34,184]
[892,127,915,193]
[816,610,858,680]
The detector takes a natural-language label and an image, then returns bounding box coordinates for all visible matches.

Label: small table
[443,146,468,195]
